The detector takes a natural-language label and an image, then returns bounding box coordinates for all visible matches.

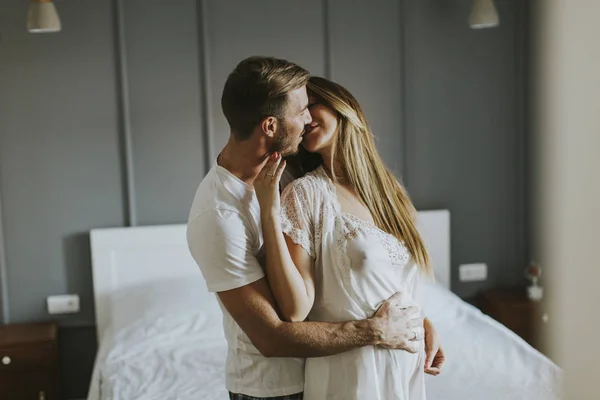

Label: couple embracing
[187,56,445,400]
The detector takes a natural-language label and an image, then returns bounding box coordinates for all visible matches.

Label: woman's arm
[254,153,316,322]
[261,214,315,321]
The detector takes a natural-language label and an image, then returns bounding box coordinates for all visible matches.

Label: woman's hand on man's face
[254,152,287,219]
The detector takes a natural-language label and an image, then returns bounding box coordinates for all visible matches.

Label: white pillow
[109,276,219,334]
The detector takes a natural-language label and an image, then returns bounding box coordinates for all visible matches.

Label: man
[187,56,443,400]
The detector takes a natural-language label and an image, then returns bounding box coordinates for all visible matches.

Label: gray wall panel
[404,0,525,297]
[204,0,326,160]
[328,0,405,175]
[0,0,125,324]
[59,326,97,400]
[121,0,205,225]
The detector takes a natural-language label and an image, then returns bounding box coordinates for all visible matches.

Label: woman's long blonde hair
[292,77,432,275]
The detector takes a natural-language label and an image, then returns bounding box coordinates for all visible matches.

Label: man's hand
[371,292,423,353]
[423,317,445,376]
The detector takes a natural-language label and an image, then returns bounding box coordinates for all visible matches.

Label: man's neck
[217,136,268,185]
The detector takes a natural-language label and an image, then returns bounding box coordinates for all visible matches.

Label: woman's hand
[423,317,445,376]
[254,152,287,219]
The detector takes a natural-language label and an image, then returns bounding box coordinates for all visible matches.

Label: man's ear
[260,116,278,138]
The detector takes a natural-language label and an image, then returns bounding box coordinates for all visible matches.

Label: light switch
[47,294,80,314]
[459,263,488,282]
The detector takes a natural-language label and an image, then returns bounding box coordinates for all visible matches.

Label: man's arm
[188,208,422,357]
[217,276,422,358]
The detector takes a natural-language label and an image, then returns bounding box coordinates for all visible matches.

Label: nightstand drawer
[0,322,60,399]
[477,287,550,356]
[533,307,551,325]
[0,369,56,400]
[0,343,55,370]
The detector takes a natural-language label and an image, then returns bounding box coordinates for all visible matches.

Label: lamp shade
[27,0,61,33]
[469,0,500,29]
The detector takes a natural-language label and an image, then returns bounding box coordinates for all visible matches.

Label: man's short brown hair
[221,56,309,140]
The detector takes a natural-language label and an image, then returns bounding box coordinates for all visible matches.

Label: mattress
[88,279,561,400]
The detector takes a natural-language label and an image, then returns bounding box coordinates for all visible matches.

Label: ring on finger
[266,173,275,177]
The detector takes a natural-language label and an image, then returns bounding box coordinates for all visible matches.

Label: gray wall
[404,0,529,293]
[0,0,528,398]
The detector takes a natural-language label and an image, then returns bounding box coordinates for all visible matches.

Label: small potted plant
[525,261,544,301]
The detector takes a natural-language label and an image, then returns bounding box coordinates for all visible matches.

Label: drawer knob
[542,313,550,323]
[1,356,10,365]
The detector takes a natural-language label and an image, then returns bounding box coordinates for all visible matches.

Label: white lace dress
[281,166,426,400]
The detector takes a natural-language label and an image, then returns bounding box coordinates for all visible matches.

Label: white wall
[534,0,600,397]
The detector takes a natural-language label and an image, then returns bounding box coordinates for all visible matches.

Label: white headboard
[417,209,451,289]
[90,210,450,343]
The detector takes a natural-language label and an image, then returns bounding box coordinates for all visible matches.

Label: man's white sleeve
[187,208,264,292]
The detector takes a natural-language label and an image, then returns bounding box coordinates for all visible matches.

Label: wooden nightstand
[477,287,550,355]
[0,322,60,400]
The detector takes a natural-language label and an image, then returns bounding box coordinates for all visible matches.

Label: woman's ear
[260,116,278,138]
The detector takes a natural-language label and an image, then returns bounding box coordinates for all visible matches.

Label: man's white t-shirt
[186,162,304,398]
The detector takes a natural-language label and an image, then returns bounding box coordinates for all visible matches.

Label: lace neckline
[315,165,372,222]
[314,166,403,245]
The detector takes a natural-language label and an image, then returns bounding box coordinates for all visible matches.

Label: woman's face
[302,96,338,156]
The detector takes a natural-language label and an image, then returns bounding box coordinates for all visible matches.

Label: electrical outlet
[47,294,80,314]
[459,263,488,282]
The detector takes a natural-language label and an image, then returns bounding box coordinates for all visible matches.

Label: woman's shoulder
[283,166,330,196]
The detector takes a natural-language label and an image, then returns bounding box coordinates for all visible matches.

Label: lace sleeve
[280,180,315,258]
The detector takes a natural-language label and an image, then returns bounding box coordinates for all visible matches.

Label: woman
[255,77,438,399]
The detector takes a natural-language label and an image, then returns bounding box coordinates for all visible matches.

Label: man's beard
[270,121,301,156]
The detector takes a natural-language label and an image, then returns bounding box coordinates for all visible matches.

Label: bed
[86,210,561,400]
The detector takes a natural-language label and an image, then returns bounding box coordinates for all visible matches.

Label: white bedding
[88,279,561,400]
